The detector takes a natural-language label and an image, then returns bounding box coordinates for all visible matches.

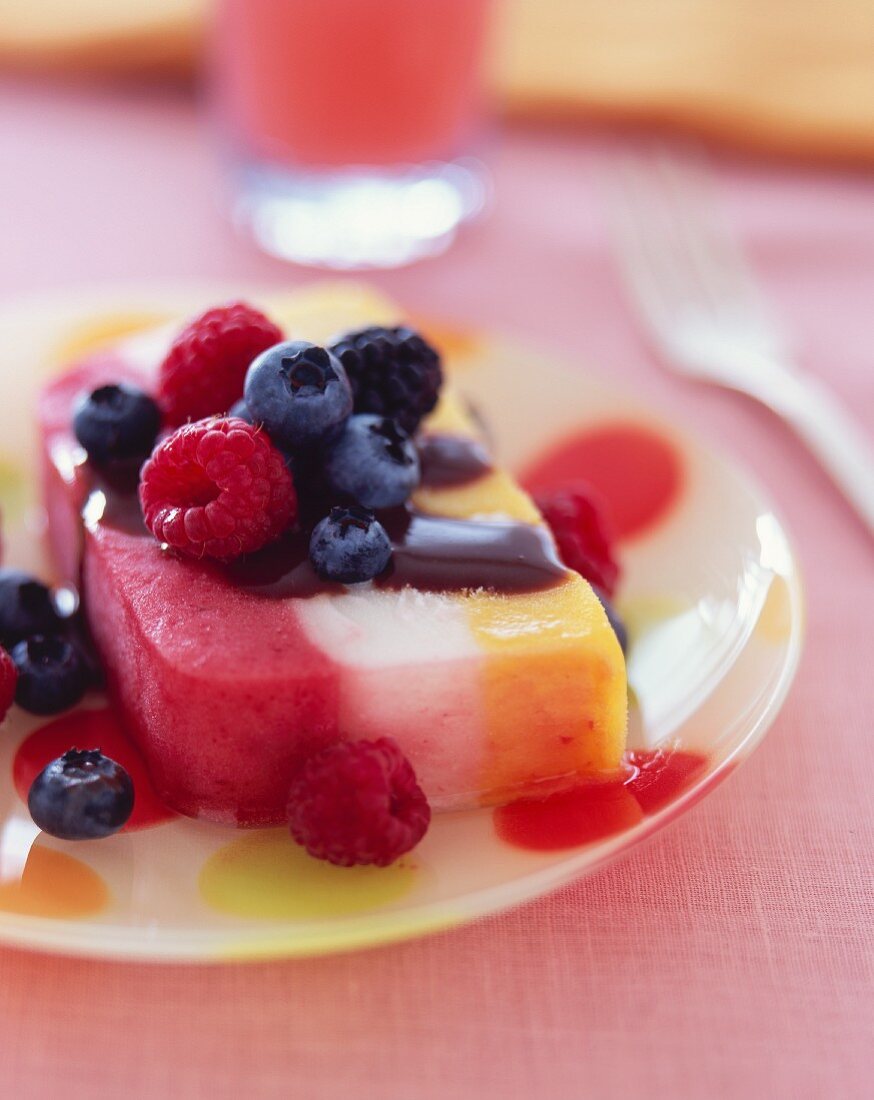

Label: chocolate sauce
[82,463,149,538]
[227,509,567,598]
[380,511,567,594]
[225,529,340,599]
[418,433,493,488]
[75,434,565,597]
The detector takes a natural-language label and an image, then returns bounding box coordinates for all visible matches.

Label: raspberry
[139,417,296,562]
[0,646,18,722]
[329,326,443,434]
[536,484,621,597]
[287,738,431,866]
[158,302,283,426]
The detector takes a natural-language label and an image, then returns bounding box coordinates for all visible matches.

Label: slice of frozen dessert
[38,284,627,826]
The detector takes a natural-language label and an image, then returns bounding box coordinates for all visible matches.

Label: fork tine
[602,160,678,341]
[621,150,750,318]
[602,147,788,361]
[602,147,874,533]
[602,153,709,344]
[649,150,787,351]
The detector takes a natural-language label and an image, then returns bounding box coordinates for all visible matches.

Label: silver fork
[604,149,874,536]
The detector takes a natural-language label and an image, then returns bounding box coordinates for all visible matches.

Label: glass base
[233,158,489,269]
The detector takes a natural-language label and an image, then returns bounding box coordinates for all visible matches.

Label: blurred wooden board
[0,0,206,78]
[2,0,874,162]
[496,0,874,164]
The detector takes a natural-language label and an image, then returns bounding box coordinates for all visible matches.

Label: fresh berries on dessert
[0,646,18,721]
[287,738,431,866]
[11,634,89,715]
[593,587,628,654]
[309,505,392,584]
[330,325,443,434]
[323,414,420,510]
[139,417,297,562]
[0,569,64,647]
[158,302,283,426]
[73,383,161,467]
[28,748,134,840]
[228,398,256,425]
[536,484,621,597]
[244,341,353,452]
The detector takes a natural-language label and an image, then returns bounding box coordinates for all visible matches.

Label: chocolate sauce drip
[227,509,566,598]
[77,434,565,597]
[418,433,493,488]
[379,511,567,594]
[82,462,150,537]
[225,529,339,599]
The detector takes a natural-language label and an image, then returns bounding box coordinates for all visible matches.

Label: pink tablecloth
[0,79,872,1100]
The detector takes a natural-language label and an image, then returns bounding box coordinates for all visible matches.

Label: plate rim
[0,286,805,961]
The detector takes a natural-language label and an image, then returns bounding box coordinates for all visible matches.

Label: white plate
[0,285,803,960]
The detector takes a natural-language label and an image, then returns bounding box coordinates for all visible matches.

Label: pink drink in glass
[214,0,494,267]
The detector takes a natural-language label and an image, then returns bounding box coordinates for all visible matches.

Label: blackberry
[329,326,442,435]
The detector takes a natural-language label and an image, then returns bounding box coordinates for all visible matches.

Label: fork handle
[752,366,874,536]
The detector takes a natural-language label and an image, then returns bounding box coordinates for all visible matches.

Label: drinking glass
[213,0,494,268]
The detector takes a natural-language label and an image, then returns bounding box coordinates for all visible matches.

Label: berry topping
[0,646,18,722]
[323,414,420,510]
[0,569,65,648]
[28,748,134,840]
[158,302,283,426]
[287,738,431,866]
[309,505,392,584]
[228,397,256,425]
[535,484,621,597]
[73,383,161,467]
[330,325,443,434]
[11,635,89,715]
[139,417,297,562]
[244,341,353,452]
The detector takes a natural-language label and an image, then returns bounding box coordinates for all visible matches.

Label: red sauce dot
[522,422,683,540]
[494,779,644,851]
[13,709,176,831]
[625,748,709,814]
[494,747,710,852]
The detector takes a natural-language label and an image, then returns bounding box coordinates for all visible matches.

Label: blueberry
[228,398,257,425]
[229,399,304,481]
[323,415,420,510]
[11,634,89,715]
[73,383,161,466]
[244,341,352,452]
[0,569,64,647]
[309,505,392,584]
[28,748,134,840]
